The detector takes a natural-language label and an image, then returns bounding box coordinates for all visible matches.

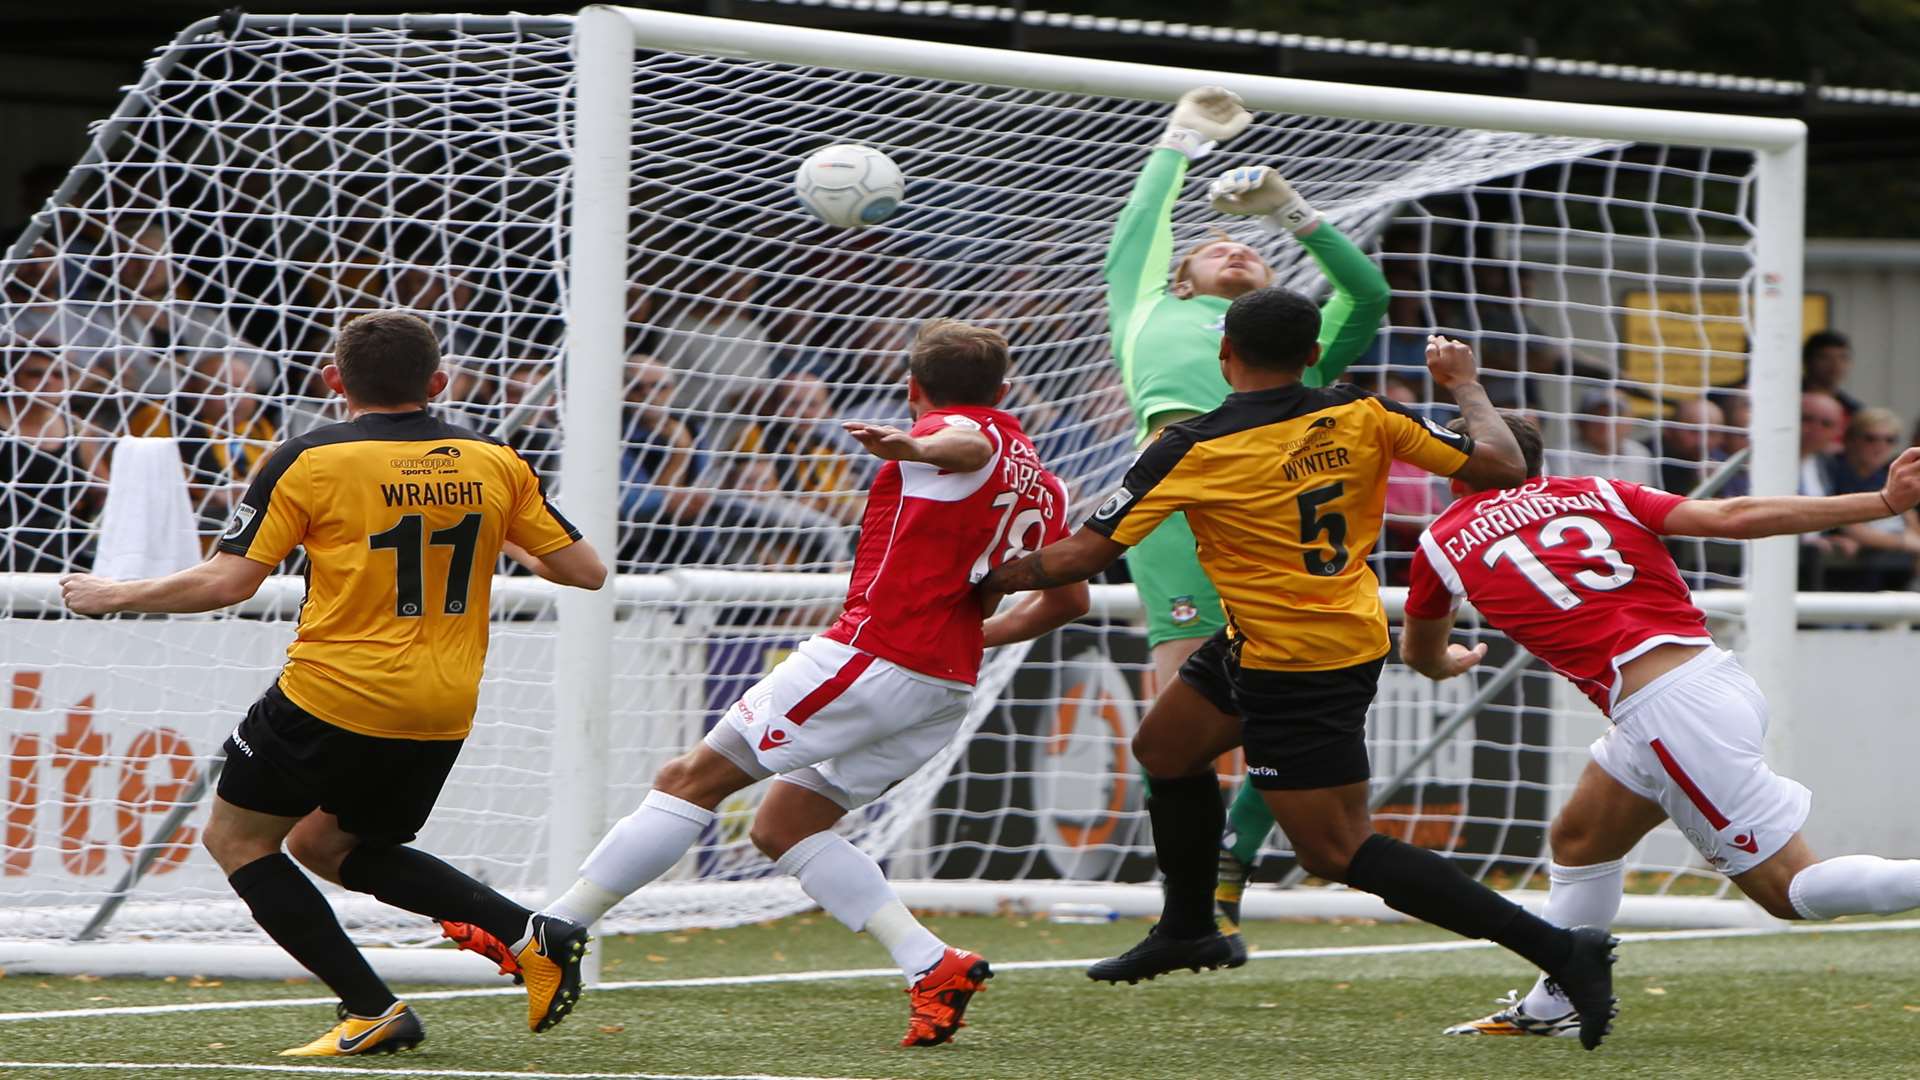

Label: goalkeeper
[1105,86,1390,938]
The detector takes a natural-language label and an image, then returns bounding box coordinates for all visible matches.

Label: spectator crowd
[5,205,1917,597]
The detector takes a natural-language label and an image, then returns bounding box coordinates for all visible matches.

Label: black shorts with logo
[1177,630,1384,791]
[217,683,463,844]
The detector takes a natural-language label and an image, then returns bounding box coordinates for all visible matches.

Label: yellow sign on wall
[1619,289,1829,395]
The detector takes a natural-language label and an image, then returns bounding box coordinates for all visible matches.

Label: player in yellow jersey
[981,291,1622,1051]
[60,311,607,1056]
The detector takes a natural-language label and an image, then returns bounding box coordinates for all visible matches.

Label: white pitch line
[4,916,1918,1026]
[0,1065,869,1080]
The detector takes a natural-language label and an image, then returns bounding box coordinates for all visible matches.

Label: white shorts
[1588,647,1811,876]
[702,636,971,809]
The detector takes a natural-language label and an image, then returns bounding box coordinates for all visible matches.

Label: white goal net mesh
[0,13,1763,947]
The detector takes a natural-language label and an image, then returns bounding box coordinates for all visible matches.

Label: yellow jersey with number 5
[1085,383,1472,671]
[217,410,579,739]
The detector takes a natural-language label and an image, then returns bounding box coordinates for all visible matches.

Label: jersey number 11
[370,512,484,617]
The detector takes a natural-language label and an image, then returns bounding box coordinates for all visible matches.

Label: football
[793,143,905,229]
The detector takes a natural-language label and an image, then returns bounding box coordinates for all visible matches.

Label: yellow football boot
[514,913,589,1032]
[279,1000,424,1056]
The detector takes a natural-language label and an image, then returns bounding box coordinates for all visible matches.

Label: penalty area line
[4,916,1919,1026]
[0,1066,869,1080]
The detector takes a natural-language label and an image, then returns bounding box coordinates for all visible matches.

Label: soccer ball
[793,144,905,229]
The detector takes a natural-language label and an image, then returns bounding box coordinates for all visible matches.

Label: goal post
[0,5,1813,979]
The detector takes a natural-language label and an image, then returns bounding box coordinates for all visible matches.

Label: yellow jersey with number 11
[218,410,579,740]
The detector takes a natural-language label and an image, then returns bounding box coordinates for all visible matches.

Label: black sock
[229,853,394,1016]
[1146,772,1224,939]
[338,844,533,946]
[1343,834,1573,974]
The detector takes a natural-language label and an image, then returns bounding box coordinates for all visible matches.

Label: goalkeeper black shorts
[218,683,463,844]
[1177,630,1382,791]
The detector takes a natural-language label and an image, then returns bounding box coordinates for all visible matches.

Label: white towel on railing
[93,437,201,580]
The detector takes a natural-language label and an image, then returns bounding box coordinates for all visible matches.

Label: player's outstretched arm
[504,539,608,590]
[842,421,994,473]
[1660,446,1920,539]
[979,528,1127,596]
[1105,87,1253,326]
[59,552,273,616]
[981,581,1092,648]
[1425,336,1526,489]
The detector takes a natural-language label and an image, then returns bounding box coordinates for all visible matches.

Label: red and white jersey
[824,405,1070,685]
[1405,475,1713,715]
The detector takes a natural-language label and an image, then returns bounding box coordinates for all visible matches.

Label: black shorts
[217,684,463,844]
[1177,631,1384,791]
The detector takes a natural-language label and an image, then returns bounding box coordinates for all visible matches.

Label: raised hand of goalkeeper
[1156,86,1252,161]
[1208,165,1320,234]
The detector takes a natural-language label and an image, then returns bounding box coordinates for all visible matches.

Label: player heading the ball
[59,311,609,1055]
[1401,416,1920,1040]
[534,319,1088,1050]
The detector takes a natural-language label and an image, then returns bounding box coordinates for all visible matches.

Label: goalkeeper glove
[1207,165,1320,234]
[1155,86,1253,161]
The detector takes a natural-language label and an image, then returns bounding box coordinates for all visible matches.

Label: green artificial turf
[2,914,1917,1080]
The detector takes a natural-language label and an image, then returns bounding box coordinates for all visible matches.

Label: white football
[794,143,905,229]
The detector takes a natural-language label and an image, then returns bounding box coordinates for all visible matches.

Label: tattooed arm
[979,528,1128,596]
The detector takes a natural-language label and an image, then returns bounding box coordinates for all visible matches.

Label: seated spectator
[1821,407,1920,591]
[619,356,716,569]
[1801,330,1862,418]
[1658,396,1726,496]
[438,360,501,432]
[1798,391,1845,496]
[1797,389,1856,586]
[498,359,560,483]
[128,349,278,538]
[617,357,851,570]
[645,237,774,426]
[1360,263,1452,382]
[113,224,252,399]
[1,348,107,571]
[1658,396,1745,586]
[727,372,862,526]
[1545,388,1658,487]
[3,238,128,422]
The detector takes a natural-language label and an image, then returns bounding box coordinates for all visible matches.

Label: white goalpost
[0,6,1811,981]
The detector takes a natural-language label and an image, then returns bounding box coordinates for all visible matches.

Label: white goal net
[0,8,1802,963]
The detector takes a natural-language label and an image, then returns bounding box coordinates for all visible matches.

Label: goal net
[0,8,1802,967]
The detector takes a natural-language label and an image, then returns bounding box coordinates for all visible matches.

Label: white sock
[776,830,945,983]
[1520,859,1625,1017]
[545,790,715,925]
[1788,855,1920,920]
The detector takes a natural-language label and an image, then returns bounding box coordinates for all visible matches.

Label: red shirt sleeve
[1403,542,1458,620]
[1609,480,1687,534]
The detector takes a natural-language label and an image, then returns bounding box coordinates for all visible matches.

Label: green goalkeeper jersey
[1105,148,1391,444]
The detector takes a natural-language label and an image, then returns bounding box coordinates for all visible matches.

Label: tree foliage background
[1048,0,1920,236]
[1060,0,1920,88]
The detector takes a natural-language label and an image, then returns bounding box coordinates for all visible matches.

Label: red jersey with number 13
[1405,475,1714,715]
[824,405,1070,685]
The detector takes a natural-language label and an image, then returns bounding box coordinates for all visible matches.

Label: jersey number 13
[1481,515,1634,610]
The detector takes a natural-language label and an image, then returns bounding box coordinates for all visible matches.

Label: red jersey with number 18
[1404,475,1714,715]
[823,405,1070,685]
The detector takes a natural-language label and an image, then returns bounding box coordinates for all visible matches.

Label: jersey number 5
[1481,515,1634,610]
[370,512,483,617]
[1297,482,1349,576]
